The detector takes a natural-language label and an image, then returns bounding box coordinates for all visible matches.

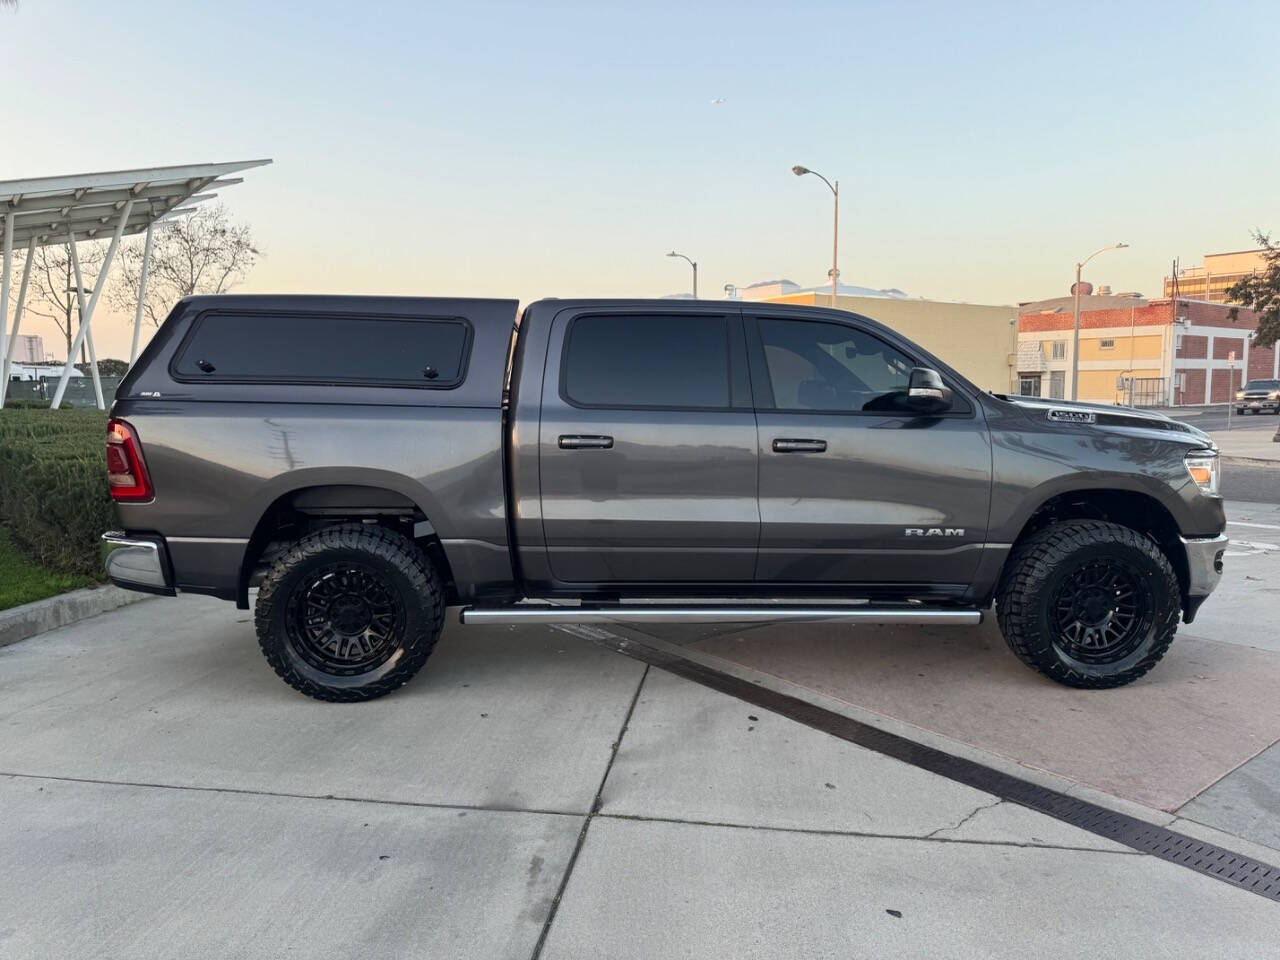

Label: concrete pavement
[3,566,1280,956]
[1212,426,1280,464]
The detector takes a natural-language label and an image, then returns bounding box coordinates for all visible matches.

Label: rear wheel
[995,520,1180,688]
[255,523,444,701]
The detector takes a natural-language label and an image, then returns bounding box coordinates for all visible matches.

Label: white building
[7,362,82,382]
[11,334,45,363]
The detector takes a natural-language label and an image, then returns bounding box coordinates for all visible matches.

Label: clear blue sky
[5,0,1279,357]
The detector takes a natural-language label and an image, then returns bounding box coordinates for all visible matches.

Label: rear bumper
[102,532,176,596]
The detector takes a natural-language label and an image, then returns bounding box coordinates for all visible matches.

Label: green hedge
[0,408,112,576]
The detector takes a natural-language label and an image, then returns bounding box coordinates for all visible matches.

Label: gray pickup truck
[102,295,1227,701]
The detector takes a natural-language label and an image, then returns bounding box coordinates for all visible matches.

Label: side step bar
[459,605,983,626]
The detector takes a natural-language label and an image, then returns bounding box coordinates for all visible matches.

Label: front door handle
[559,435,614,450]
[772,438,827,453]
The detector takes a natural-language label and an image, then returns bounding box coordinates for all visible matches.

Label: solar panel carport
[0,159,271,408]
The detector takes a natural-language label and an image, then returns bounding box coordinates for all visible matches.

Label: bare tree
[20,241,107,362]
[111,204,261,328]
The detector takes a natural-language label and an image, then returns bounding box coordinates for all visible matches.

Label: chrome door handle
[559,435,614,449]
[772,438,827,453]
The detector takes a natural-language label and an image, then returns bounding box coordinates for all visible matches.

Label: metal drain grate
[586,627,1280,903]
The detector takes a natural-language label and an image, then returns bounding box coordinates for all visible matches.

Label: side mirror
[906,366,953,413]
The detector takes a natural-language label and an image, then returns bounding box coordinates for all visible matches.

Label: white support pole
[0,236,36,408]
[130,220,154,366]
[52,199,133,409]
[1,212,12,385]
[68,236,105,410]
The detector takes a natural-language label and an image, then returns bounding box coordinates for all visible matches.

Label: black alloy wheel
[1050,557,1154,665]
[285,562,407,676]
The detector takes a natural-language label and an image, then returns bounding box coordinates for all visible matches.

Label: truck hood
[999,396,1214,446]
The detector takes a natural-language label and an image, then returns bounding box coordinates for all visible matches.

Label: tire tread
[995,519,1180,689]
[254,523,444,702]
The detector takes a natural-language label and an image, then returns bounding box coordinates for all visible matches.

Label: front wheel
[995,520,1180,688]
[255,523,445,701]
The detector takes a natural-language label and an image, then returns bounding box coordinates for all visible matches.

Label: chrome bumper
[102,532,174,595]
[1181,533,1227,598]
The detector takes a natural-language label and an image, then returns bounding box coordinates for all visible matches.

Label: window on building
[563,313,730,409]
[758,318,914,412]
[1099,338,1115,349]
[1050,341,1066,360]
[1049,370,1066,399]
[1018,375,1042,397]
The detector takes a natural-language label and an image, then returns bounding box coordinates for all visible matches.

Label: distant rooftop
[739,277,910,301]
[1019,293,1148,314]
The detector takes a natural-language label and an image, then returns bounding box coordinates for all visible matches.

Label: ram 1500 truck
[102,295,1227,701]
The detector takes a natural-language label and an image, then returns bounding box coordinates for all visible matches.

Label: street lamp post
[792,165,839,305]
[1070,242,1129,401]
[666,250,697,299]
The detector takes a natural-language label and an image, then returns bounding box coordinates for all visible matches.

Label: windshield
[1243,380,1280,390]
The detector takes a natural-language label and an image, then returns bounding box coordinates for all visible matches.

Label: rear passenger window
[563,314,730,408]
[172,312,471,387]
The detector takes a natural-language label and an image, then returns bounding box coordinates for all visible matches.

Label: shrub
[0,408,112,576]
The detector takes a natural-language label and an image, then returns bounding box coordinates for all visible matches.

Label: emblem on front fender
[905,528,965,537]
[1047,409,1097,424]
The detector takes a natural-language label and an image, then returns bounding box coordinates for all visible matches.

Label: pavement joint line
[529,664,649,960]
[594,811,1142,856]
[582,626,1280,902]
[0,770,585,821]
[1179,731,1280,814]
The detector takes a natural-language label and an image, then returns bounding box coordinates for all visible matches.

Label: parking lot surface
[2,500,1279,957]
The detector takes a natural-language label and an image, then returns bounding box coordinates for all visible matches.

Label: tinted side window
[564,314,730,408]
[759,318,913,412]
[173,312,470,386]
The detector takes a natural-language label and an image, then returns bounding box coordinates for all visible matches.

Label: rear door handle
[559,435,614,450]
[772,438,827,453]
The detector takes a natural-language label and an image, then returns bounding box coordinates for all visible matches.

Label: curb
[0,585,152,649]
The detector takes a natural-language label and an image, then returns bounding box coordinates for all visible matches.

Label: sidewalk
[3,580,1279,957]
[1211,426,1280,464]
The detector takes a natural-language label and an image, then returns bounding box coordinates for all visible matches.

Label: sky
[3,0,1279,360]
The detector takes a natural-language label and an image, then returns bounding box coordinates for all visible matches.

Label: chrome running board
[458,605,982,626]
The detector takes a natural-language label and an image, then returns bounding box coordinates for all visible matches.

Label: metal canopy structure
[0,159,271,408]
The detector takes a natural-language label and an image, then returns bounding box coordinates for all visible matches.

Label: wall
[770,293,1018,392]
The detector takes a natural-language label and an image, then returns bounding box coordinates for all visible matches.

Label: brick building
[1017,297,1272,406]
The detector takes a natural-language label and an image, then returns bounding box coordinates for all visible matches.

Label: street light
[666,250,697,299]
[1069,243,1129,401]
[792,165,839,304]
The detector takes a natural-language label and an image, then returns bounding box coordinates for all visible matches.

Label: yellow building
[1162,249,1266,303]
[752,290,1019,393]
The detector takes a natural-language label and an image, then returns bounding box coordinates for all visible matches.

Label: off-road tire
[255,523,445,702]
[995,519,1180,689]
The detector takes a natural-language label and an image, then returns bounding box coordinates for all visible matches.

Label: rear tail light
[106,418,154,502]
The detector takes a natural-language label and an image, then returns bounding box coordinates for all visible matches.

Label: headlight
[1235,391,1246,400]
[1270,391,1280,400]
[1185,451,1220,496]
